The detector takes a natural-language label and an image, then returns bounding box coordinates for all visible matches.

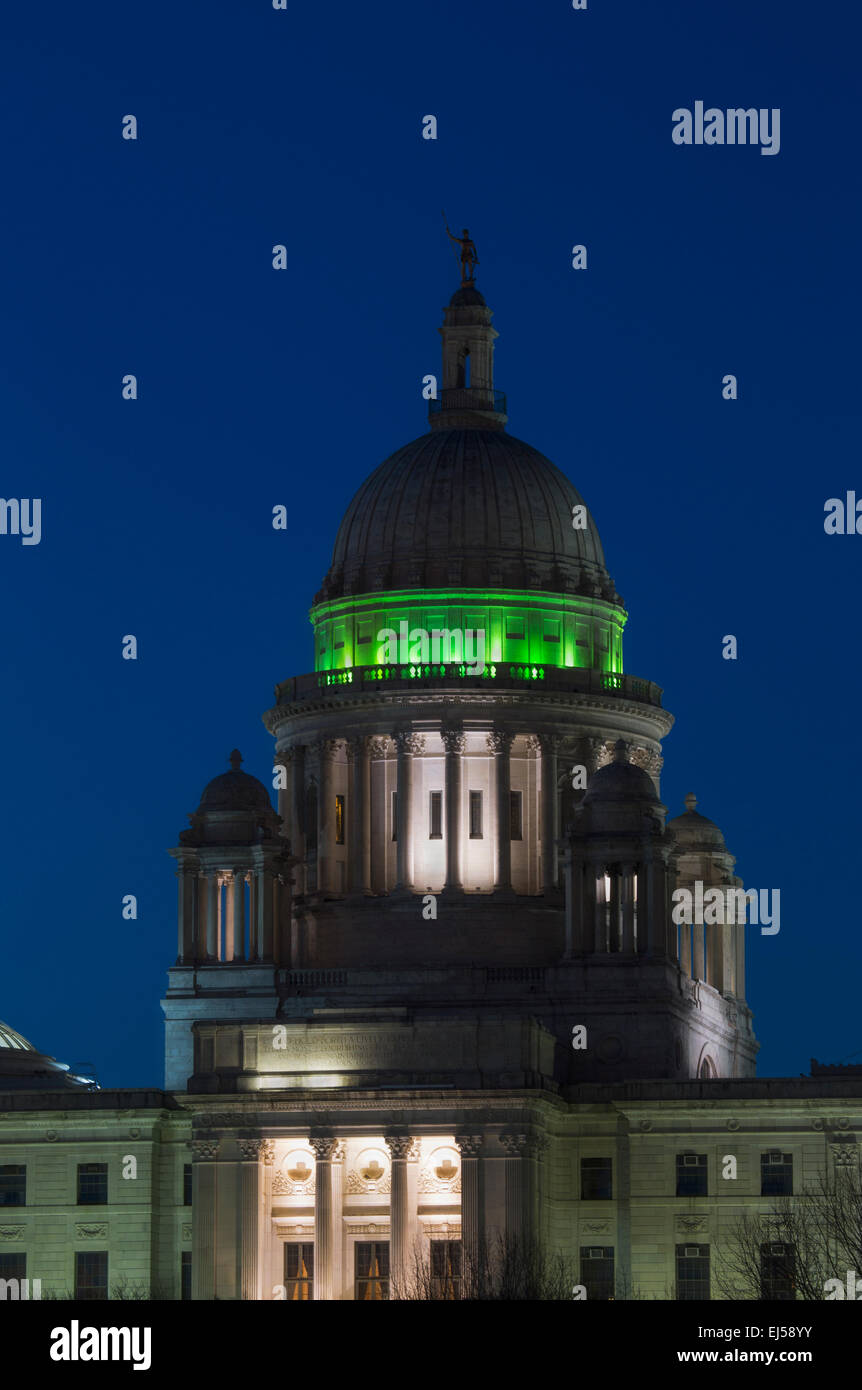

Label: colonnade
[190,1130,545,1300]
[277,728,654,899]
[175,861,288,964]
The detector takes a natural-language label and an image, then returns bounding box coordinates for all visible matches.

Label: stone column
[393,731,424,892]
[386,1136,416,1297]
[488,731,514,893]
[442,727,465,892]
[273,749,292,838]
[367,739,389,893]
[621,863,636,954]
[255,866,274,961]
[191,1139,219,1300]
[595,866,608,952]
[500,1133,528,1243]
[311,1137,339,1301]
[232,870,245,961]
[540,734,561,893]
[348,737,370,894]
[456,1134,484,1294]
[290,745,306,896]
[204,872,219,960]
[692,914,705,980]
[316,740,338,896]
[177,865,197,963]
[237,1138,270,1300]
[735,906,746,1001]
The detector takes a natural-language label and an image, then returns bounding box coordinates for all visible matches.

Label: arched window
[699,1056,715,1079]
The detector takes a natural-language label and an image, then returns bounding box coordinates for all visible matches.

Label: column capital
[191,1139,220,1161]
[486,729,514,755]
[538,733,563,755]
[236,1139,265,1162]
[368,737,391,760]
[499,1132,529,1157]
[309,1136,340,1162]
[441,726,466,755]
[393,730,425,756]
[311,738,342,761]
[385,1135,421,1162]
[455,1134,485,1158]
[631,745,664,777]
[523,735,541,756]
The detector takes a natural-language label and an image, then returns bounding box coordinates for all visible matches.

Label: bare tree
[393,1232,577,1301]
[715,1165,862,1300]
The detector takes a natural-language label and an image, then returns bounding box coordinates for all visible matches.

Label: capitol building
[1,263,858,1301]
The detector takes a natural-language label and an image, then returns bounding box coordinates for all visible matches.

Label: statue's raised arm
[443,221,479,285]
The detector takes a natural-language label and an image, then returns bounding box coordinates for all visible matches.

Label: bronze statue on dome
[443,214,479,285]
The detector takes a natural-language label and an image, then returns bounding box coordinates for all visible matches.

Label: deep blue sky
[1,0,857,1086]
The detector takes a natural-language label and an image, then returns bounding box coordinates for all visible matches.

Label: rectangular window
[0,1165,26,1207]
[181,1251,192,1302]
[391,790,397,841]
[676,1153,707,1197]
[355,1241,389,1301]
[505,614,526,640]
[542,618,561,643]
[676,1244,710,1300]
[335,794,345,844]
[334,624,345,650]
[509,789,523,840]
[469,790,483,839]
[284,1243,314,1300]
[75,1251,108,1301]
[77,1163,108,1206]
[183,1163,192,1206]
[429,790,442,839]
[761,1151,793,1197]
[580,1246,614,1300]
[580,1157,613,1201]
[430,1240,461,1299]
[760,1243,796,1300]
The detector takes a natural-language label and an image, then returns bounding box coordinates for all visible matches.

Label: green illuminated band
[311,587,626,675]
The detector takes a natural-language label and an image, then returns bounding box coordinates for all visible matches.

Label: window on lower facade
[676,1244,710,1300]
[469,790,483,839]
[761,1151,793,1196]
[760,1243,796,1300]
[75,1251,108,1301]
[355,1241,389,1301]
[676,1153,708,1197]
[429,790,443,839]
[581,1156,613,1201]
[77,1163,108,1205]
[430,1239,461,1299]
[183,1163,192,1206]
[509,790,523,840]
[580,1246,614,1300]
[334,794,345,844]
[284,1243,314,1300]
[0,1165,26,1207]
[0,1252,26,1293]
[181,1251,192,1302]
